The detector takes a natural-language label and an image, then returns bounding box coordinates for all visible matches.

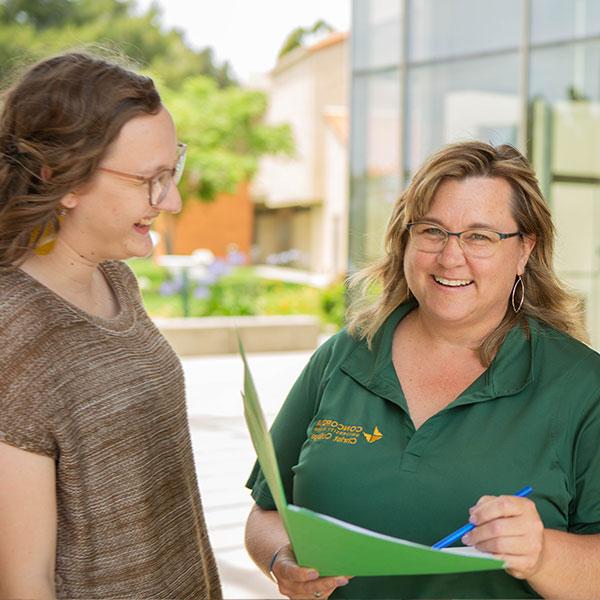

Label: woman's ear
[60,192,79,211]
[43,165,82,211]
[517,234,536,275]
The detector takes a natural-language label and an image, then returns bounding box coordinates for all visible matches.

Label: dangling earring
[31,207,67,256]
[32,221,57,255]
[511,275,525,313]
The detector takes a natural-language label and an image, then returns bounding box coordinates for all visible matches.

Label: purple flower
[227,250,246,266]
[160,279,182,296]
[195,272,219,286]
[208,259,232,277]
[194,285,211,300]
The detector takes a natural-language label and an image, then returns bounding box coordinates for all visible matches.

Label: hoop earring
[511,275,525,313]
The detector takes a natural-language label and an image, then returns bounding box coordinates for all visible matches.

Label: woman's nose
[159,181,182,214]
[436,234,467,267]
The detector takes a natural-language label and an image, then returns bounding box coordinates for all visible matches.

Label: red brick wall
[155,182,253,259]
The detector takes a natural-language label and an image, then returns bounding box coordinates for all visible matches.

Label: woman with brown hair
[0,52,221,598]
[245,141,600,599]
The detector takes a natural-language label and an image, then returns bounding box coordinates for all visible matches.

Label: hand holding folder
[240,341,505,576]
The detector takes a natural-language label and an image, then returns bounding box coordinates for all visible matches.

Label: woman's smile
[431,275,474,288]
[133,217,155,236]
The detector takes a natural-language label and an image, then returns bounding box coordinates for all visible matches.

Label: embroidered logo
[363,425,383,443]
[310,419,383,446]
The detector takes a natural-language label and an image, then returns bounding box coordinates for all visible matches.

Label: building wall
[312,37,350,202]
[254,35,348,208]
[323,121,349,275]
[155,182,253,259]
[252,32,350,280]
[253,206,315,270]
[254,68,317,204]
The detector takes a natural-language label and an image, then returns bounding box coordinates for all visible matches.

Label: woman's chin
[421,303,479,327]
[122,239,154,260]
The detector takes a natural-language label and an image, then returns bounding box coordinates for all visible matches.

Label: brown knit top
[0,260,222,599]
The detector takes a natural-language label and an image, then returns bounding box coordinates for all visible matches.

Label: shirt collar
[340,302,535,406]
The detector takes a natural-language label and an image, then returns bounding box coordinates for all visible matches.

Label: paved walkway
[182,349,315,599]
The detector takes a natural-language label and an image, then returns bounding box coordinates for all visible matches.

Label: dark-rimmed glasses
[98,142,187,207]
[407,222,522,258]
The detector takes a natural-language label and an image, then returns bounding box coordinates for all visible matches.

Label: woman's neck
[409,307,503,354]
[20,240,120,319]
[20,238,100,293]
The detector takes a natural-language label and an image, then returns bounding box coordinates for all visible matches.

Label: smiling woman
[244,142,600,600]
[0,52,221,599]
[348,142,588,365]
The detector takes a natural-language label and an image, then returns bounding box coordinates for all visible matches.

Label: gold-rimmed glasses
[407,221,522,258]
[98,142,187,208]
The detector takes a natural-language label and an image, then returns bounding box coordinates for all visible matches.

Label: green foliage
[320,280,346,329]
[0,0,236,87]
[185,268,322,319]
[278,19,334,59]
[161,77,294,200]
[127,255,167,286]
[200,268,263,316]
[127,259,345,330]
[0,0,129,30]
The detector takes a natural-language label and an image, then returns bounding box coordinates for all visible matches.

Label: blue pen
[431,486,533,550]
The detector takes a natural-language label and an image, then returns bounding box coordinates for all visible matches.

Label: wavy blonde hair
[347,141,588,365]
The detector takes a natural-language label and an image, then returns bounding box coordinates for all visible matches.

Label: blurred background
[2,1,598,597]
[3,0,597,347]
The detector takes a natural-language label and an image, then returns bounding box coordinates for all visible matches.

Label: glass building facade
[350,0,600,348]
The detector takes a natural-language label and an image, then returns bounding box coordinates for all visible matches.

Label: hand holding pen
[433,486,545,580]
[432,486,532,549]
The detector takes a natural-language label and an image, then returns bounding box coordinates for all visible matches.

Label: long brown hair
[0,51,161,268]
[347,141,588,365]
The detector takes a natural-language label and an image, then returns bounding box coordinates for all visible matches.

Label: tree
[161,76,294,201]
[0,0,131,29]
[277,19,334,59]
[0,0,236,87]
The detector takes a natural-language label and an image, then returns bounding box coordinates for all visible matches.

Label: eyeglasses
[406,222,522,258]
[97,142,187,207]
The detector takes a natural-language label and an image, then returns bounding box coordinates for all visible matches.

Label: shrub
[127,257,346,330]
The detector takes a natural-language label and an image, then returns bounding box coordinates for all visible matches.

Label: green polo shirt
[247,302,600,599]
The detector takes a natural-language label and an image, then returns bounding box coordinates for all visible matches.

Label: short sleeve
[0,352,58,458]
[246,338,337,509]
[569,389,600,534]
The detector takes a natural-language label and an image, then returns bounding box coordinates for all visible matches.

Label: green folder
[240,342,504,576]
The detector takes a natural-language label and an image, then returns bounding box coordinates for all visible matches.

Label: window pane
[529,41,600,349]
[530,42,600,104]
[406,54,520,174]
[353,0,402,70]
[531,0,600,44]
[349,70,401,268]
[409,0,521,62]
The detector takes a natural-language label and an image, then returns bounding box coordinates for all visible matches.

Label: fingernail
[462,534,471,544]
[307,570,319,580]
[469,515,478,525]
[336,577,349,586]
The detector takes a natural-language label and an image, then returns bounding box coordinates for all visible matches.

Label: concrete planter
[153,314,320,356]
